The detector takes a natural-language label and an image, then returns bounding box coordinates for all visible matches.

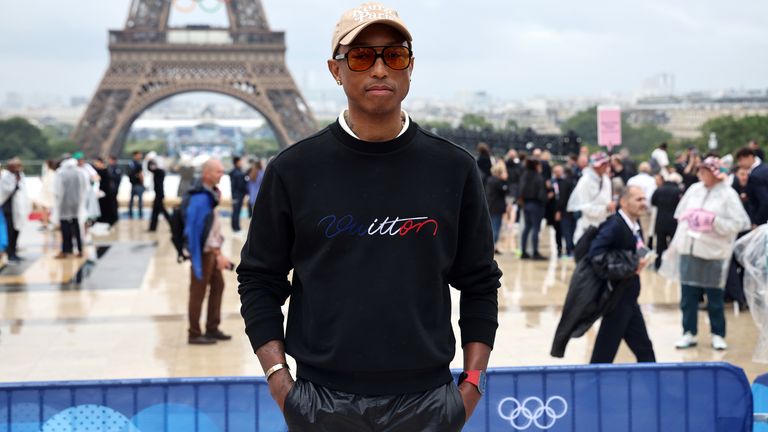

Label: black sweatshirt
[238,119,502,395]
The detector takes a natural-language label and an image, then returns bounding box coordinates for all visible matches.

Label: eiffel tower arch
[73,0,317,158]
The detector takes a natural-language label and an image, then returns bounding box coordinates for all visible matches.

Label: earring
[336,79,342,85]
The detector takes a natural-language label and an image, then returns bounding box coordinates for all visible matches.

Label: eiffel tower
[73,0,317,157]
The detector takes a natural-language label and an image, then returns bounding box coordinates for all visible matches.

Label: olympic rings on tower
[173,0,230,14]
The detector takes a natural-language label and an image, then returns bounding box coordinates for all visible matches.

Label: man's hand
[216,254,232,270]
[458,382,482,422]
[460,342,492,423]
[555,211,561,222]
[268,369,295,412]
[636,256,651,275]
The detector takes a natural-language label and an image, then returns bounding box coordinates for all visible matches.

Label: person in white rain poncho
[733,225,768,363]
[659,156,751,351]
[567,152,614,243]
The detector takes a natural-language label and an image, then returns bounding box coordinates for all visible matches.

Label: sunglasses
[334,46,413,72]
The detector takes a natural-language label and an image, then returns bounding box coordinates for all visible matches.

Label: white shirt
[627,172,657,202]
[750,157,762,174]
[651,148,670,168]
[618,209,641,237]
[338,109,410,140]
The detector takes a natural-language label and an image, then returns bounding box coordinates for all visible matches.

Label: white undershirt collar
[338,109,410,140]
[618,209,640,234]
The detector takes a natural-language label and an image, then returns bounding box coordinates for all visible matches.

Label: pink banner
[597,106,622,149]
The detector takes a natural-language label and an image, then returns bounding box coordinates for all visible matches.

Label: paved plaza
[0,213,764,383]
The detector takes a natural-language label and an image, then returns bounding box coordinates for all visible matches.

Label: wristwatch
[458,370,487,395]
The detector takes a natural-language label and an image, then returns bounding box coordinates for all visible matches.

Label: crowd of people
[478,138,768,356]
[0,151,266,265]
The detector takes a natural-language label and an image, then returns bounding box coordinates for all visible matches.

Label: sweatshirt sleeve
[447,162,502,348]
[237,164,294,353]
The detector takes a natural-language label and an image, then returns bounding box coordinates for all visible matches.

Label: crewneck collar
[338,109,410,140]
[330,114,418,155]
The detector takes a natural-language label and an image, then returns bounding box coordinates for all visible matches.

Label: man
[185,159,233,345]
[107,155,123,225]
[567,152,614,243]
[627,162,658,244]
[651,142,670,178]
[238,3,501,430]
[147,159,171,232]
[736,147,768,228]
[749,139,765,161]
[229,156,248,232]
[54,157,87,259]
[553,165,576,257]
[0,158,30,262]
[651,172,683,269]
[589,186,656,363]
[93,158,115,226]
[127,151,144,219]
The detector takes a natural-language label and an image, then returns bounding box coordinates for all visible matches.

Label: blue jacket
[184,183,219,280]
[747,163,768,226]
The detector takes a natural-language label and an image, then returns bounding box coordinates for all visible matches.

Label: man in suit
[588,185,656,364]
[736,147,768,228]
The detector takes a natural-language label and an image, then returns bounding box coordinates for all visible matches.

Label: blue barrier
[0,363,752,432]
[754,373,768,431]
[463,363,752,432]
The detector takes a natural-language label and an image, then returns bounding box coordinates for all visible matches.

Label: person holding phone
[588,185,657,364]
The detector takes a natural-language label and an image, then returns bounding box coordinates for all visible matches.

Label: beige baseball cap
[331,2,412,56]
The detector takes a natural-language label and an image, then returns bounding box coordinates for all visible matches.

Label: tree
[699,115,768,155]
[42,124,79,158]
[0,117,51,160]
[460,113,493,132]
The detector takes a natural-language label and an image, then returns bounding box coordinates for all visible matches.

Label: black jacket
[555,176,576,213]
[651,182,682,234]
[747,163,768,226]
[484,176,509,215]
[150,167,165,198]
[230,167,248,199]
[519,170,547,204]
[551,214,640,358]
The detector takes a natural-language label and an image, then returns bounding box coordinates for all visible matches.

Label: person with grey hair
[588,185,656,363]
[185,158,233,345]
[0,157,30,262]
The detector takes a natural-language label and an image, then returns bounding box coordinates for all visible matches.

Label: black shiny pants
[284,379,466,432]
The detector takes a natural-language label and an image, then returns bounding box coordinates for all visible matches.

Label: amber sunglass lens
[347,48,377,71]
[383,47,410,70]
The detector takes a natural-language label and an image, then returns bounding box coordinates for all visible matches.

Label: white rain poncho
[658,180,751,288]
[733,225,768,363]
[0,169,31,231]
[566,167,612,243]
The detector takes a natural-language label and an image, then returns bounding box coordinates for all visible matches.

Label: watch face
[478,371,487,394]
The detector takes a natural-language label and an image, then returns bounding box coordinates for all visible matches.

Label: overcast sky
[1,0,766,102]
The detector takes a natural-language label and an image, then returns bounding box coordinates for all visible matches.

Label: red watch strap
[463,370,482,387]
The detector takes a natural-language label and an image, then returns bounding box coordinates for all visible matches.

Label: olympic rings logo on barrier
[497,396,568,430]
[173,0,230,14]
